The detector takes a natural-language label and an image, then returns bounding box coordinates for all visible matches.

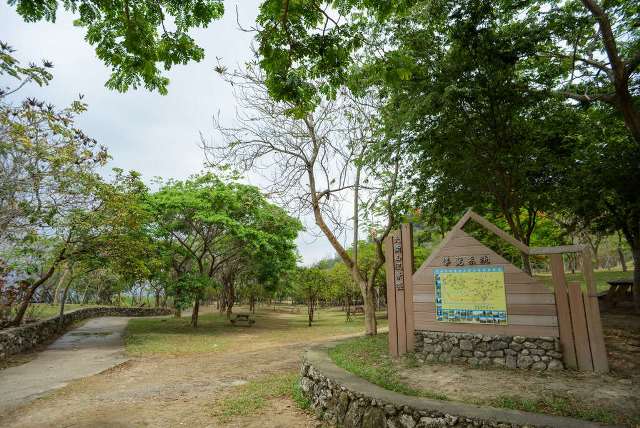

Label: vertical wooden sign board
[384,224,415,357]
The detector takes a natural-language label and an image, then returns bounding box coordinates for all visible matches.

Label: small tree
[293,267,327,327]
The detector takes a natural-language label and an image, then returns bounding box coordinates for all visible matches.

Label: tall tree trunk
[361,281,377,335]
[191,297,200,327]
[57,268,73,331]
[618,233,628,272]
[225,283,235,319]
[633,247,640,313]
[520,252,532,275]
[11,265,57,326]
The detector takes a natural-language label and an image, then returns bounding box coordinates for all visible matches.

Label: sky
[0,1,343,265]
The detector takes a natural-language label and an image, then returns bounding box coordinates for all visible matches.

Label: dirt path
[0,317,131,414]
[0,308,363,428]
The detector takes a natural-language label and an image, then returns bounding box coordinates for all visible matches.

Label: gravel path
[0,317,130,413]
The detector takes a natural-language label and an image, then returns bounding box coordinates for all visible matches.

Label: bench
[603,279,633,307]
[230,313,255,327]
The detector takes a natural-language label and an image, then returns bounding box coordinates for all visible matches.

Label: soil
[398,306,640,425]
[0,308,337,428]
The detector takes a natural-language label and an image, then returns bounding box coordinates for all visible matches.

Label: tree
[560,107,640,311]
[207,64,404,335]
[532,0,640,146]
[293,267,327,326]
[8,0,225,94]
[146,173,301,326]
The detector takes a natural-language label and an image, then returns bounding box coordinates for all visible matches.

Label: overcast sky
[1,1,343,265]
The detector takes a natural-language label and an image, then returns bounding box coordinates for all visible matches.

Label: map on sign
[434,266,507,324]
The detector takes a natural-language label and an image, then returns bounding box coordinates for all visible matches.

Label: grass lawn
[329,333,637,426]
[535,268,633,293]
[24,303,104,320]
[329,334,447,400]
[210,371,310,423]
[124,306,387,356]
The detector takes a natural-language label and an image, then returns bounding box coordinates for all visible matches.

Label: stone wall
[414,331,564,371]
[300,344,599,428]
[0,306,172,361]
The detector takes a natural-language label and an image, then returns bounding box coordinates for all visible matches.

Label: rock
[441,342,453,352]
[546,351,562,359]
[423,344,435,353]
[547,359,564,371]
[473,351,485,358]
[450,347,462,358]
[493,358,506,367]
[504,349,517,356]
[520,349,530,356]
[388,413,416,428]
[434,345,443,354]
[513,336,526,343]
[509,343,523,352]
[517,355,534,369]
[506,355,517,369]
[462,351,473,357]
[344,399,365,428]
[362,407,387,428]
[531,361,547,371]
[336,392,350,424]
[459,340,473,351]
[301,377,315,394]
[489,341,508,351]
[539,341,554,350]
[532,355,541,362]
[530,349,545,356]
[523,341,537,349]
[468,357,480,367]
[416,416,447,427]
[479,357,492,367]
[438,353,452,363]
[384,404,397,416]
[487,350,504,358]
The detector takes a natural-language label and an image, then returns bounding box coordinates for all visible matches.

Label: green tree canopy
[9,0,225,94]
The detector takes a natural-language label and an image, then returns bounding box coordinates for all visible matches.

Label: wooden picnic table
[230,313,255,327]
[604,279,633,307]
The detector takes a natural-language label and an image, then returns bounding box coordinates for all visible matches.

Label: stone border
[0,306,172,361]
[300,342,608,428]
[414,331,564,371]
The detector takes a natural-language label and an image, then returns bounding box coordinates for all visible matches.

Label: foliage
[8,0,225,94]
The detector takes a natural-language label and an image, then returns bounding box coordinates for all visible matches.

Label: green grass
[211,372,309,422]
[124,307,387,356]
[488,395,623,425]
[329,334,448,400]
[25,304,104,320]
[535,269,633,293]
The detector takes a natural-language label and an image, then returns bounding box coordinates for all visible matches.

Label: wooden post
[384,225,415,356]
[401,224,415,352]
[384,232,399,357]
[567,283,594,371]
[549,254,577,369]
[581,250,609,373]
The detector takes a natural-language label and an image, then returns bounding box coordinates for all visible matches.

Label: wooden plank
[414,312,557,327]
[529,245,587,255]
[549,254,577,369]
[384,233,399,357]
[396,288,407,354]
[413,302,558,316]
[413,320,559,337]
[414,283,553,294]
[467,211,530,254]
[507,294,556,305]
[416,260,548,283]
[401,224,415,352]
[567,283,594,371]
[582,251,609,373]
[413,292,556,305]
